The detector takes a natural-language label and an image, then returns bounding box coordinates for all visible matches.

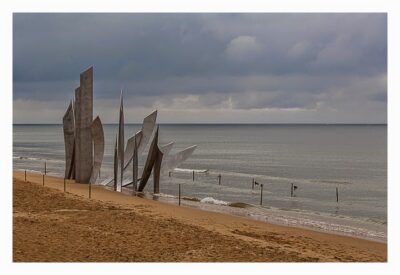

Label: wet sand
[13,171,386,262]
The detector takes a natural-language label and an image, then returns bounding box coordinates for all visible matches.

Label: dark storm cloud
[13,13,387,123]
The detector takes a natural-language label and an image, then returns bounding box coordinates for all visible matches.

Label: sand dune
[13,171,386,262]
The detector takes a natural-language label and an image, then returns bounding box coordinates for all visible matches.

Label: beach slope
[13,171,386,262]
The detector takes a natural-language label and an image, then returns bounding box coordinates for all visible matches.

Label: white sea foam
[153,193,176,198]
[14,156,45,161]
[200,197,228,206]
[174,168,208,173]
[15,168,42,174]
[248,212,387,242]
[13,156,65,164]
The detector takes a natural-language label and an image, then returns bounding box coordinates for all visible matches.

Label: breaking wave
[200,197,228,206]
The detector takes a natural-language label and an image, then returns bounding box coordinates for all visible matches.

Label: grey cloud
[370,93,387,102]
[230,91,317,110]
[13,13,387,123]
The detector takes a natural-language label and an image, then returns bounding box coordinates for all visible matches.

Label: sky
[13,13,387,124]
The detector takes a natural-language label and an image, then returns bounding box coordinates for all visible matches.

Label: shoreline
[14,168,387,243]
[158,196,387,244]
[13,171,386,262]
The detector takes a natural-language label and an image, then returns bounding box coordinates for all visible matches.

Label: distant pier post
[44,161,47,175]
[178,184,181,206]
[169,171,171,177]
[64,178,66,192]
[24,170,26,182]
[252,178,255,190]
[218,174,221,185]
[291,183,294,197]
[42,174,45,186]
[192,170,195,181]
[260,183,264,205]
[336,187,339,203]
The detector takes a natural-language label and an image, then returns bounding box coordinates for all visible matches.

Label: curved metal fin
[153,144,163,194]
[137,110,157,155]
[63,100,75,179]
[161,145,197,174]
[132,135,139,192]
[89,116,105,184]
[123,130,143,169]
[118,90,124,189]
[138,126,160,192]
[160,142,174,157]
[113,135,118,191]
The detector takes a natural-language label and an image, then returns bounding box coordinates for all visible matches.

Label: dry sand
[13,171,387,262]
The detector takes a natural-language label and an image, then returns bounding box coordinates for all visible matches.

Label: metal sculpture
[62,100,75,179]
[137,126,161,192]
[63,67,108,184]
[132,136,138,192]
[160,142,174,157]
[63,67,197,195]
[122,110,157,172]
[161,145,197,174]
[74,67,93,183]
[74,87,81,181]
[102,109,158,187]
[113,136,118,191]
[153,143,163,194]
[89,116,105,184]
[118,91,124,191]
[137,110,157,156]
[123,131,143,169]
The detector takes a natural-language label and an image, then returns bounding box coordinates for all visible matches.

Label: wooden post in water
[89,182,92,199]
[44,162,47,175]
[218,174,221,185]
[291,183,294,197]
[192,170,195,181]
[260,183,264,205]
[169,171,171,177]
[64,178,66,192]
[24,170,26,182]
[336,187,339,203]
[42,174,45,186]
[179,184,181,206]
[252,178,255,190]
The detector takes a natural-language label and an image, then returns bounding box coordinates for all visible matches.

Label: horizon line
[13,122,388,125]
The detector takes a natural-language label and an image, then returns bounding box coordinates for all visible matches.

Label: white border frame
[1,1,398,275]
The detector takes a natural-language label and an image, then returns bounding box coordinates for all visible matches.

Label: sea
[13,124,387,242]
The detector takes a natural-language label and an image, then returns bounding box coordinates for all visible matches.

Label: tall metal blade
[118,90,124,191]
[132,136,138,192]
[137,126,160,192]
[63,100,75,179]
[123,130,143,169]
[113,135,118,192]
[153,145,163,194]
[137,110,157,155]
[89,116,105,184]
[75,67,93,183]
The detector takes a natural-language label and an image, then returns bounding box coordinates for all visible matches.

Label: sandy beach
[12,171,386,262]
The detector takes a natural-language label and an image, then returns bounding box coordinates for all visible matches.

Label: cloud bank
[13,13,387,123]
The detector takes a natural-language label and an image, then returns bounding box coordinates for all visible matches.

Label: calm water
[13,124,387,241]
